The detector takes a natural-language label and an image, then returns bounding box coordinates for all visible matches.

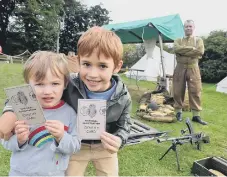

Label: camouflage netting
[136,90,190,123]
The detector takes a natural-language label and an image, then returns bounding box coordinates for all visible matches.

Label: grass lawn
[0,63,227,176]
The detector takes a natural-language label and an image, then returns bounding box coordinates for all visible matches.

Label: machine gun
[126,120,170,145]
[157,118,210,171]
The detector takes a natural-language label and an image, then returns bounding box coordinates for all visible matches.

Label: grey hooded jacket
[63,73,132,147]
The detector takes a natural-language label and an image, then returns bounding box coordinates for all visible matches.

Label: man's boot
[192,116,207,125]
[176,112,182,122]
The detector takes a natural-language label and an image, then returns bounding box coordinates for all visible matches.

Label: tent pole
[158,33,166,79]
[174,54,176,68]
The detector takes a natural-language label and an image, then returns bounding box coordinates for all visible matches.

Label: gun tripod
[159,139,186,171]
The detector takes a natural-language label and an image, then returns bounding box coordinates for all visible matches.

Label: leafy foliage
[0,0,16,48]
[123,44,146,67]
[60,1,111,54]
[1,0,111,55]
[200,30,227,82]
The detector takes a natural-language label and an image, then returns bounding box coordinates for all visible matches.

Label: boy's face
[29,69,65,108]
[79,50,122,92]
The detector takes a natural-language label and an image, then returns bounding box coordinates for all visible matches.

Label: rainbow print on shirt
[28,126,69,148]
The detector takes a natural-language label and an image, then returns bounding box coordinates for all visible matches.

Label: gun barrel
[157,136,191,143]
[129,131,168,139]
[133,121,151,130]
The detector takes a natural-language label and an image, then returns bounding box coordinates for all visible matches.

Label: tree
[6,0,64,54]
[87,4,111,27]
[200,30,227,82]
[123,44,136,67]
[0,0,16,51]
[59,0,88,53]
[122,44,146,67]
[135,44,146,59]
[4,0,111,55]
[59,1,111,54]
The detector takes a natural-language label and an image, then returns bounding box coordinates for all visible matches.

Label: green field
[0,63,227,176]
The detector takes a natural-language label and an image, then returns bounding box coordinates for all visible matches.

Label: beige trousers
[66,143,118,176]
[173,64,202,111]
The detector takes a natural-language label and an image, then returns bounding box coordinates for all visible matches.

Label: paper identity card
[4,84,45,125]
[77,99,106,140]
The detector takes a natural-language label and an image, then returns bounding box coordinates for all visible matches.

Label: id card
[77,99,106,140]
[4,84,45,125]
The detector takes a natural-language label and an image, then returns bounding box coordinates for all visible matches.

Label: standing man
[173,20,207,125]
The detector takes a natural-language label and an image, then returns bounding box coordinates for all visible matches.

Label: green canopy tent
[103,14,184,91]
[103,14,184,44]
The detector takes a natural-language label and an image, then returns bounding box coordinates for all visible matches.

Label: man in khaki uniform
[173,20,207,125]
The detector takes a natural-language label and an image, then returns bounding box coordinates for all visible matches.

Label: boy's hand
[15,120,30,146]
[100,132,122,154]
[45,120,64,143]
[0,112,17,140]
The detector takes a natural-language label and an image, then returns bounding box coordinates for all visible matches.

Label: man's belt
[82,140,101,144]
[177,62,198,69]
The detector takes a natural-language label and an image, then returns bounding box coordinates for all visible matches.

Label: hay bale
[137,107,175,123]
[150,93,165,105]
[164,104,175,111]
[159,108,174,115]
[137,91,175,123]
[143,114,174,123]
[139,104,148,112]
[158,105,175,115]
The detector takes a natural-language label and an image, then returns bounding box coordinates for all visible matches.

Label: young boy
[1,51,81,176]
[64,26,132,176]
[1,27,132,176]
